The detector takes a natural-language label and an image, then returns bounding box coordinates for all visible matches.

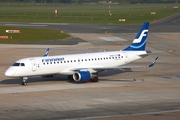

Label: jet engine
[73,71,91,82]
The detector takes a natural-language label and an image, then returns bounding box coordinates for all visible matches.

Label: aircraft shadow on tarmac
[98,70,131,76]
[100,79,135,82]
[0,70,143,85]
[0,76,67,85]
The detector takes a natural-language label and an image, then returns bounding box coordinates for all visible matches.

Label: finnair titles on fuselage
[5,22,158,86]
[42,57,64,63]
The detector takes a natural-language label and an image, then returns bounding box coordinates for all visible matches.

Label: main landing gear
[21,77,28,86]
[90,76,99,82]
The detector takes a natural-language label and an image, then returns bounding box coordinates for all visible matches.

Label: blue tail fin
[44,48,50,57]
[124,22,149,51]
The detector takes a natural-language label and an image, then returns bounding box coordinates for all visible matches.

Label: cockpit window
[12,63,20,66]
[12,63,25,66]
[20,63,25,66]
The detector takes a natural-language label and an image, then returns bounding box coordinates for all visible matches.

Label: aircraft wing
[71,57,158,72]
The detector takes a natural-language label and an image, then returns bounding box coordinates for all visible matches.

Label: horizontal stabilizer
[139,51,162,57]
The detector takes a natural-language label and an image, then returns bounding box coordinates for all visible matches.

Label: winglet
[44,48,50,57]
[148,57,158,67]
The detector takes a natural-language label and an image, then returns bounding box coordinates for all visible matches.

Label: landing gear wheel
[90,76,99,82]
[22,81,27,86]
[22,79,27,86]
[93,76,99,82]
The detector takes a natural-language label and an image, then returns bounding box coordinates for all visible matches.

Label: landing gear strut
[21,77,28,86]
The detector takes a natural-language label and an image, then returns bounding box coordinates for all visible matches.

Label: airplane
[5,22,158,86]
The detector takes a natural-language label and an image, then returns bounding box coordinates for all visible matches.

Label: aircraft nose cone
[5,69,12,77]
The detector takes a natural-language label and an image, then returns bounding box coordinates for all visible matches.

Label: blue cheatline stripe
[129,39,147,49]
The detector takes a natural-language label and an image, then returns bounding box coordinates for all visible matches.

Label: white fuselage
[5,50,146,78]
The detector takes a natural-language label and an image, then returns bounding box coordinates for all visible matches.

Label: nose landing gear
[21,77,28,86]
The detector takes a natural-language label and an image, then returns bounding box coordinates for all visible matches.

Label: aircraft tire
[22,82,27,86]
[91,76,99,82]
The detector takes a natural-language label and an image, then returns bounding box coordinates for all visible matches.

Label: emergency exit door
[30,59,37,71]
[123,52,129,63]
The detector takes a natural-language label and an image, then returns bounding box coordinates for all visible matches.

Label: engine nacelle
[73,71,91,82]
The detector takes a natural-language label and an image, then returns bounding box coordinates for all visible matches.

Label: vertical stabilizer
[124,22,149,51]
[44,48,50,57]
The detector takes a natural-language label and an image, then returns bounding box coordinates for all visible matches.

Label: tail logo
[123,22,149,51]
[133,30,148,43]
